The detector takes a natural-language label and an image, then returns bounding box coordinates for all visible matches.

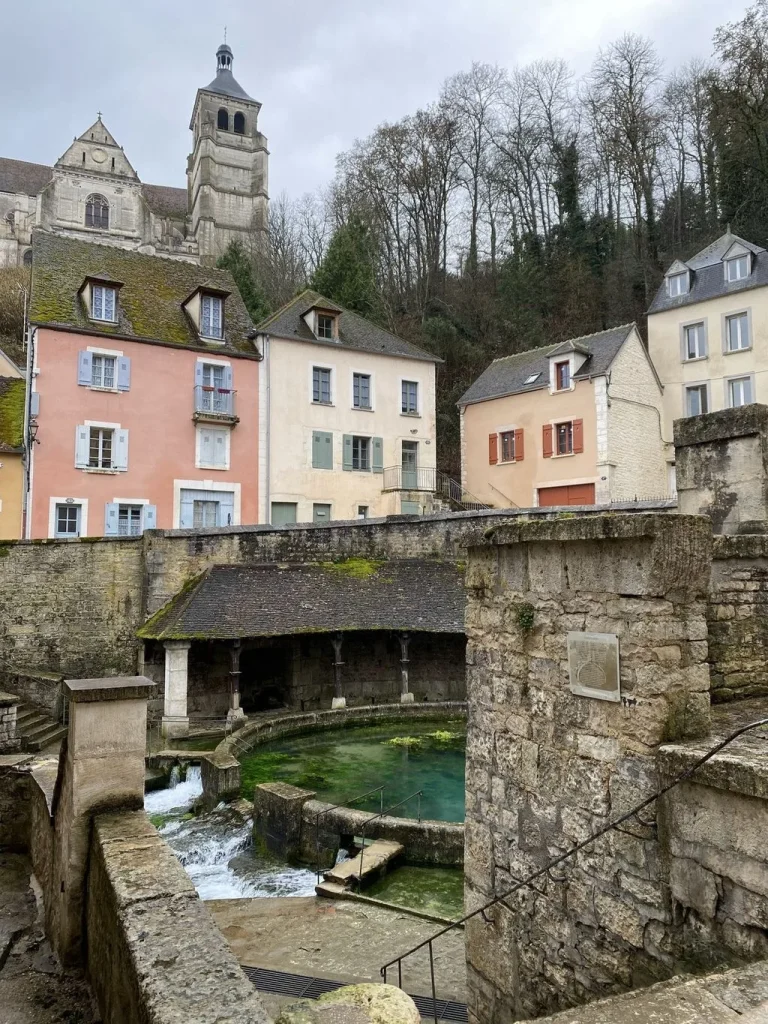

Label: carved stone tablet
[567,632,620,702]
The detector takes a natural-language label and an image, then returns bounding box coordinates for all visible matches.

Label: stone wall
[0,692,20,751]
[463,514,714,1023]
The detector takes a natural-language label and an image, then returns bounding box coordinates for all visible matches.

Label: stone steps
[322,840,404,890]
[15,703,67,752]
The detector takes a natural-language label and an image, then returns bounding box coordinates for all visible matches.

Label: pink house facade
[27,233,259,539]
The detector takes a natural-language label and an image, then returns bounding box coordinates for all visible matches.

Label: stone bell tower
[187,42,269,264]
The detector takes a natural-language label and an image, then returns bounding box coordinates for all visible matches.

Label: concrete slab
[208,896,466,1003]
[325,842,404,886]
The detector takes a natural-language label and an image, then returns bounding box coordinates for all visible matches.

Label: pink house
[27,232,259,538]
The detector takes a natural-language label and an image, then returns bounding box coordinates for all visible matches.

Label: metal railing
[382,466,490,512]
[193,384,237,418]
[380,716,768,1023]
[314,786,385,883]
[354,790,422,889]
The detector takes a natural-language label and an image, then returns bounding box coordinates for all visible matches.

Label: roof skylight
[524,373,541,385]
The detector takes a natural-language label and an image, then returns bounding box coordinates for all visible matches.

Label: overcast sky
[2,0,746,198]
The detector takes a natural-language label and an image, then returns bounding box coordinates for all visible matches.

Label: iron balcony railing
[382,466,490,512]
[193,385,237,420]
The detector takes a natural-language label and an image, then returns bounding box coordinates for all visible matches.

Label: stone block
[253,782,316,864]
[593,890,646,948]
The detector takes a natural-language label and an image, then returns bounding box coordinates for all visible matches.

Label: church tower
[187,42,269,264]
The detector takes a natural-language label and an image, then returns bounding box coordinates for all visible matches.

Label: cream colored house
[255,291,439,524]
[648,232,768,484]
[458,324,667,509]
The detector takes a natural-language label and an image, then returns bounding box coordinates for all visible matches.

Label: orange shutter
[542,424,553,458]
[489,433,498,464]
[573,419,584,453]
[514,428,524,461]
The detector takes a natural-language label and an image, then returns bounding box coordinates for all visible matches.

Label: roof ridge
[489,323,635,366]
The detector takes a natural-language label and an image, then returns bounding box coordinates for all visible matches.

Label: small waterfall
[145,764,202,815]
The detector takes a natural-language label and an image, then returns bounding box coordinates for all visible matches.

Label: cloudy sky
[2,0,745,198]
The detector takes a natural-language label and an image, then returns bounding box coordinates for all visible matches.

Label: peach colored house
[27,232,259,539]
[458,324,668,509]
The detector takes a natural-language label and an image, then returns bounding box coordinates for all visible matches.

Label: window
[685,384,708,417]
[726,255,749,282]
[217,108,229,131]
[353,372,371,409]
[91,354,116,388]
[524,373,540,386]
[556,421,573,456]
[352,436,370,471]
[197,426,229,469]
[55,503,81,538]
[233,111,245,134]
[726,312,750,352]
[201,295,223,339]
[198,362,229,412]
[729,376,753,408]
[193,500,219,528]
[89,427,113,468]
[500,431,516,462]
[555,361,570,391]
[117,505,143,537]
[85,194,109,230]
[357,505,369,520]
[402,380,419,414]
[317,314,335,339]
[667,272,687,297]
[313,366,332,404]
[91,285,116,322]
[683,323,706,361]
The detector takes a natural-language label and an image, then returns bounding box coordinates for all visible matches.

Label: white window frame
[88,425,115,469]
[549,355,575,394]
[680,319,707,362]
[550,418,575,458]
[495,423,518,464]
[90,284,117,323]
[316,313,337,340]
[351,369,374,411]
[48,497,89,539]
[723,309,752,353]
[195,425,231,470]
[667,271,688,297]
[400,377,421,416]
[726,374,755,409]
[310,363,334,405]
[173,479,241,529]
[86,345,124,391]
[725,254,750,282]
[683,381,710,417]
[200,293,224,341]
[351,435,372,472]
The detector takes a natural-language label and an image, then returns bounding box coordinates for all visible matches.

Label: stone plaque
[567,632,620,702]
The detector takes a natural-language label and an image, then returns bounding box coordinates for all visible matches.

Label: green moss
[454,561,466,573]
[317,557,386,579]
[137,571,207,638]
[0,377,25,449]
[517,602,535,632]
[384,735,423,748]
[0,546,10,558]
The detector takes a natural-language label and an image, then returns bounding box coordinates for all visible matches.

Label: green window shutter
[342,434,353,471]
[372,436,384,473]
[313,430,333,469]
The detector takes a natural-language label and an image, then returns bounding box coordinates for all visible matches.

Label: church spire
[216,41,233,73]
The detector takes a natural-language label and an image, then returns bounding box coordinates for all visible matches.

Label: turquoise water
[239,719,466,823]
[366,865,464,919]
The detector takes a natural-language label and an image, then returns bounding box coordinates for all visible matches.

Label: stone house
[0,43,267,268]
[254,290,441,523]
[0,376,25,539]
[648,231,768,492]
[458,323,668,509]
[25,231,260,539]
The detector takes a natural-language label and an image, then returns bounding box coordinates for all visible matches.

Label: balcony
[193,385,239,425]
[382,466,490,512]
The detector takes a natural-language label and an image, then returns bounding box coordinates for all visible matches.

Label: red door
[538,483,595,507]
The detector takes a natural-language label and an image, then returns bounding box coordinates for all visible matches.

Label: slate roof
[458,324,636,406]
[258,290,438,363]
[0,157,53,196]
[202,68,254,101]
[29,232,257,354]
[649,232,768,314]
[141,184,188,220]
[0,377,25,454]
[138,560,466,640]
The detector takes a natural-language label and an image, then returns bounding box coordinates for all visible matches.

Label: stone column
[398,632,413,703]
[227,639,246,726]
[331,632,345,709]
[162,640,191,739]
[49,675,155,965]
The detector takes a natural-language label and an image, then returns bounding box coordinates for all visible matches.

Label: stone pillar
[331,632,345,709]
[49,675,155,965]
[0,691,20,752]
[252,782,316,864]
[398,632,413,703]
[162,640,191,738]
[228,639,246,726]
[463,514,712,1024]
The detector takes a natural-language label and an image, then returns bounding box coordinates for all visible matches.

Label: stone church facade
[0,43,268,267]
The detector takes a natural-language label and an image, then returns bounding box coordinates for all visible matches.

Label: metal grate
[241,965,468,1022]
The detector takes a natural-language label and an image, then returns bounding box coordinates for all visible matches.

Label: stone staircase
[15,703,67,752]
[316,840,403,898]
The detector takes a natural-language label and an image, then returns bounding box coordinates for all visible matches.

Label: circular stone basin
[238,718,466,823]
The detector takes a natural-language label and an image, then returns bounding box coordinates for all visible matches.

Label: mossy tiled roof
[29,232,257,354]
[0,377,25,453]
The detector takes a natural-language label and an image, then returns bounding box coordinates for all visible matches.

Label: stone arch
[217,108,229,131]
[85,194,109,230]
[233,111,246,135]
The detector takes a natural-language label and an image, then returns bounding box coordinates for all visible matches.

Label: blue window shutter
[114,429,129,471]
[223,364,233,391]
[218,491,235,526]
[142,505,157,531]
[195,361,204,387]
[78,351,92,386]
[74,425,89,468]
[372,437,384,473]
[29,392,40,416]
[342,434,353,471]
[179,490,194,529]
[117,356,131,391]
[104,502,119,536]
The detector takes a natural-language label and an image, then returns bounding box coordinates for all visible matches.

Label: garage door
[538,483,595,507]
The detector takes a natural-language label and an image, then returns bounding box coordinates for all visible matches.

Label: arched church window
[22,249,32,267]
[85,194,109,230]
[217,108,229,131]
[233,112,245,135]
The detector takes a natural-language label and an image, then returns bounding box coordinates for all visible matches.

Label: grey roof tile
[0,157,53,196]
[257,290,438,363]
[141,184,188,220]
[202,69,254,101]
[138,560,466,640]
[459,324,635,406]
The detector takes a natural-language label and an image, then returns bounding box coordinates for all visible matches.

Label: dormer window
[317,314,336,340]
[726,254,750,282]
[92,284,117,322]
[201,294,223,340]
[555,361,570,391]
[667,272,688,297]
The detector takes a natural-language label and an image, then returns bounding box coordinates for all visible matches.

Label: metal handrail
[355,790,423,888]
[314,786,386,882]
[193,384,237,417]
[380,717,768,1023]
[381,466,490,511]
